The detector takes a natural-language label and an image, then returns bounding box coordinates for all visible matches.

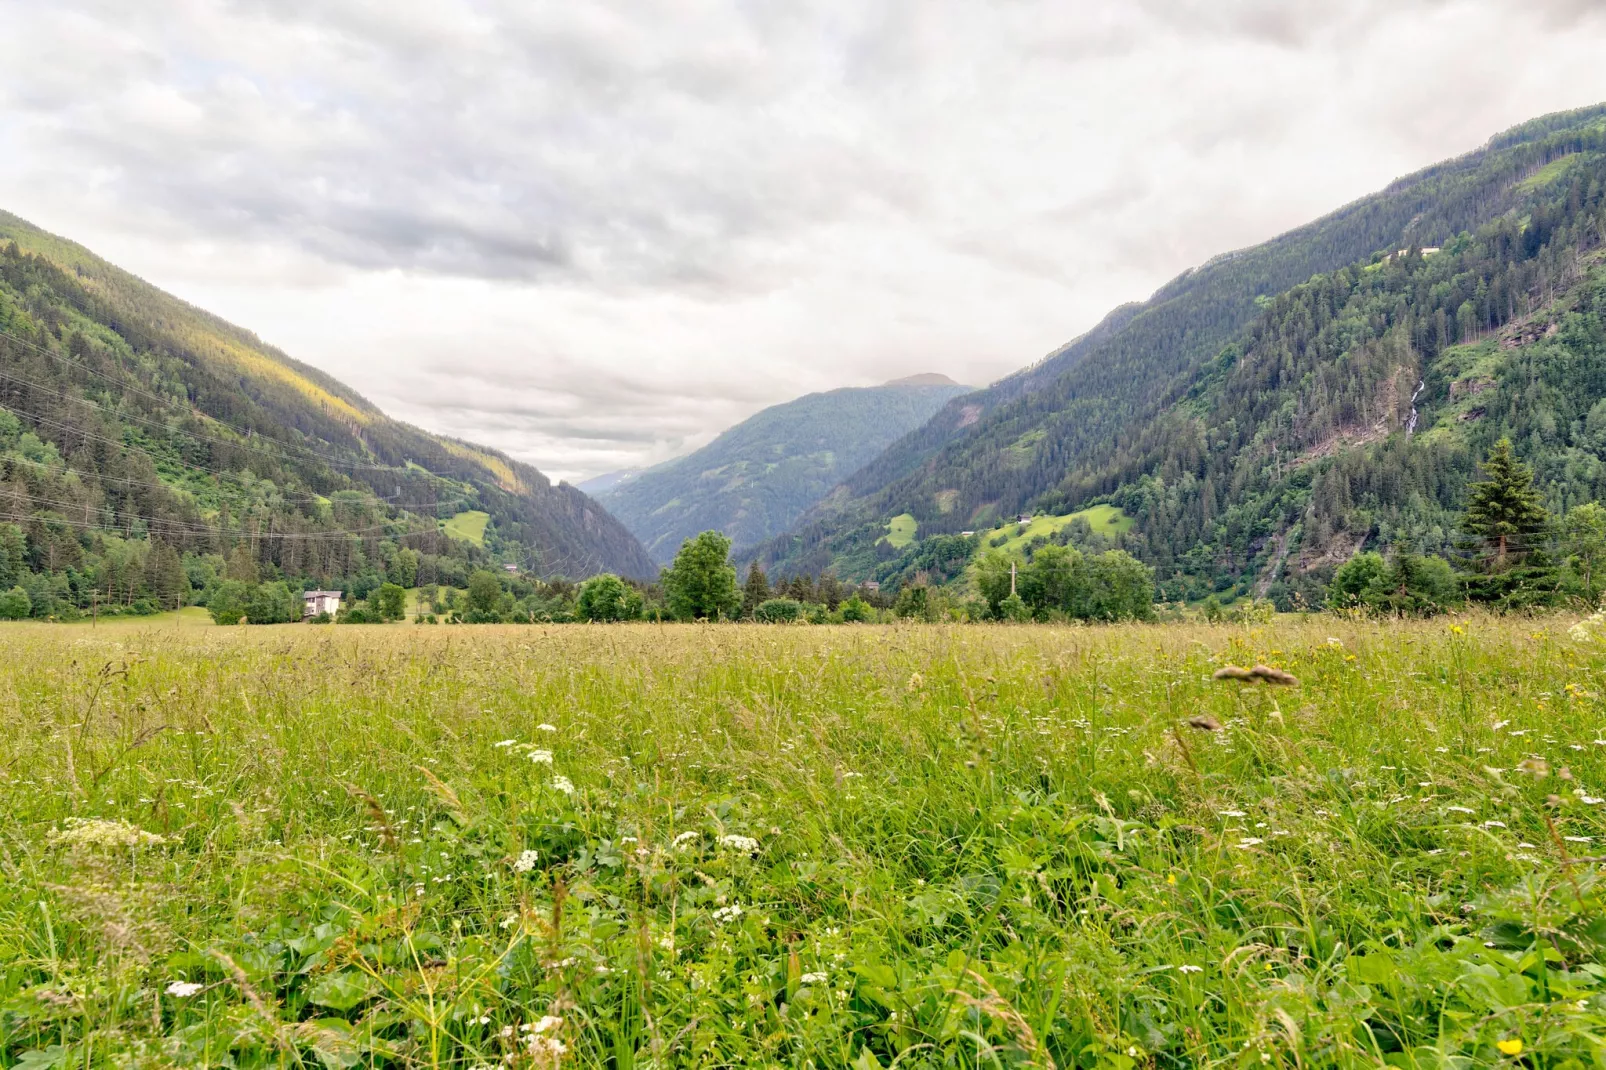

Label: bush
[466,571,504,619]
[1329,550,1463,616]
[0,585,31,620]
[754,598,802,623]
[998,593,1031,622]
[577,574,642,622]
[374,582,407,622]
[247,582,299,624]
[838,595,872,622]
[206,580,251,625]
[894,585,937,621]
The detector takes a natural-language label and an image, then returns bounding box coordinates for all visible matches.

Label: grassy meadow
[2,617,1606,1069]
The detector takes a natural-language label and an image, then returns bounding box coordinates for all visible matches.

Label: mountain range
[0,210,657,605]
[6,101,1606,614]
[746,103,1606,607]
[592,374,970,562]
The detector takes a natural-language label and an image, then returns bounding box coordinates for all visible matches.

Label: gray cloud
[1,0,1604,480]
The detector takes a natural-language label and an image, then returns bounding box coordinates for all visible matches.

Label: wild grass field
[2,617,1605,1069]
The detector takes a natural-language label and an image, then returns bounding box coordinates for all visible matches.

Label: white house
[303,590,342,619]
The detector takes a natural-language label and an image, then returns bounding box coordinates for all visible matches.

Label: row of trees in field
[564,530,1158,624]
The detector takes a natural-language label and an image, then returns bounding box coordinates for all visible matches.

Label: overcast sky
[3,1,1605,483]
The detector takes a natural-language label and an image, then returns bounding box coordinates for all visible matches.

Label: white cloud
[1,0,1603,481]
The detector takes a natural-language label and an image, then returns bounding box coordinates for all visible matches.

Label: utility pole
[1010,560,1017,597]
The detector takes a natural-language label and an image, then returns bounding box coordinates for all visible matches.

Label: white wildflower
[51,818,165,849]
[1569,611,1606,643]
[513,850,539,873]
[494,740,518,748]
[800,972,827,984]
[1177,964,1203,974]
[165,981,204,998]
[527,1036,566,1058]
[1446,806,1476,814]
[712,904,744,923]
[531,1015,562,1034]
[1565,836,1593,843]
[528,750,553,765]
[719,834,760,853]
[537,724,558,733]
[672,831,700,848]
[1218,810,1247,818]
[551,775,574,795]
[1482,821,1507,829]
[1236,837,1264,848]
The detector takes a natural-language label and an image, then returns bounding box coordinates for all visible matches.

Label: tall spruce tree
[1462,439,1550,568]
[741,563,770,618]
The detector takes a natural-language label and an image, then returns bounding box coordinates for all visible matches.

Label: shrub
[206,580,251,625]
[838,595,872,622]
[466,571,504,618]
[0,585,31,620]
[247,582,299,624]
[577,574,642,622]
[374,583,407,622]
[998,593,1031,621]
[1329,550,1463,616]
[754,598,802,623]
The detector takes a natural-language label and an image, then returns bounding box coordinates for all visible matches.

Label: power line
[0,399,370,507]
[0,450,476,515]
[0,490,402,542]
[0,324,417,475]
[0,315,596,573]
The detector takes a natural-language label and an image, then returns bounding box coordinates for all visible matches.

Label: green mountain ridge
[596,376,972,562]
[752,103,1606,597]
[0,209,656,618]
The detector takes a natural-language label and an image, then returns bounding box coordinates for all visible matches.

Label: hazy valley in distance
[589,372,972,562]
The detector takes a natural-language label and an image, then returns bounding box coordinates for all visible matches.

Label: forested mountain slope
[597,374,970,561]
[755,104,1606,581]
[0,210,655,621]
[1107,149,1606,607]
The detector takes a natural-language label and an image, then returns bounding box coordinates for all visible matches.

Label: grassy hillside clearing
[985,504,1133,555]
[880,512,919,548]
[442,509,491,546]
[3,617,1605,1067]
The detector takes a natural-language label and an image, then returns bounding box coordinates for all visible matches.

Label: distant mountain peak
[601,375,971,561]
[883,372,963,388]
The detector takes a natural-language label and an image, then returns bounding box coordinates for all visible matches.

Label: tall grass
[1,616,1604,1068]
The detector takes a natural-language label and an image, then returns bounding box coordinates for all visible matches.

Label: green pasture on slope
[441,509,491,545]
[880,511,918,547]
[987,502,1133,554]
